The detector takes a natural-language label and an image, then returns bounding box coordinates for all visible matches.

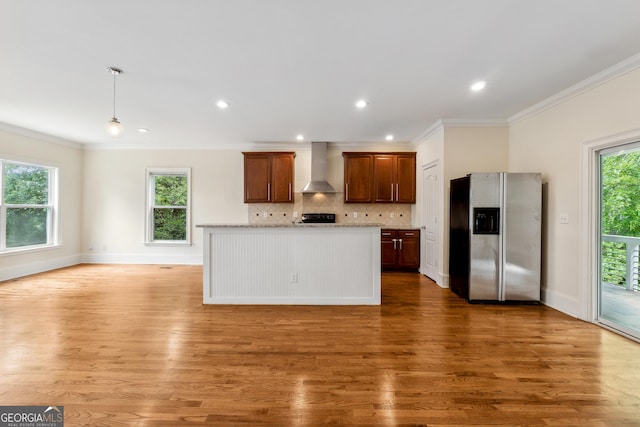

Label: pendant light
[105,67,124,136]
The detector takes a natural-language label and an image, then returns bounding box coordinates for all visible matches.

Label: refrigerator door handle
[499,173,506,301]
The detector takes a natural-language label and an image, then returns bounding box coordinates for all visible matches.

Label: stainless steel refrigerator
[449,173,542,302]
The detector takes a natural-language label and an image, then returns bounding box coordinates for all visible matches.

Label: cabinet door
[244,154,271,203]
[271,153,294,203]
[373,155,395,203]
[344,154,373,202]
[397,230,420,268]
[395,154,416,203]
[381,230,398,270]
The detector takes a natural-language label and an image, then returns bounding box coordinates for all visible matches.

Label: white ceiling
[2,0,640,149]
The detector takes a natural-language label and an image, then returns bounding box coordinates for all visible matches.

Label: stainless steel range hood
[301,141,337,193]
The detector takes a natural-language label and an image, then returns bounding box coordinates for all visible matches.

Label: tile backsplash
[248,192,412,226]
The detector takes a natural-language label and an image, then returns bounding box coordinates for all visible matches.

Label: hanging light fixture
[105,66,124,136]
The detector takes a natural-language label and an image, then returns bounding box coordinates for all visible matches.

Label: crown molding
[83,141,285,151]
[411,118,509,147]
[83,140,416,152]
[412,120,444,147]
[0,121,83,150]
[509,52,640,125]
[439,118,508,127]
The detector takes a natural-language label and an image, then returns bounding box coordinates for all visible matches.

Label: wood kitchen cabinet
[381,229,420,271]
[243,152,295,203]
[343,152,416,203]
[343,153,374,203]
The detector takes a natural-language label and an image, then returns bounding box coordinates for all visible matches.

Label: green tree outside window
[152,174,188,241]
[3,163,51,248]
[600,151,640,287]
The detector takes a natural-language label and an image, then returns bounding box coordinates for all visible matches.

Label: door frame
[580,127,640,341]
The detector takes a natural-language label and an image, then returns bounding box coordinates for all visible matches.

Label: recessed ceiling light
[470,81,487,92]
[385,134,394,141]
[137,128,149,133]
[216,100,229,109]
[296,134,304,141]
[355,99,368,109]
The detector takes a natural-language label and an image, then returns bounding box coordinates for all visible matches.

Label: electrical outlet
[290,272,298,283]
[390,213,395,218]
[293,211,298,218]
[262,211,268,218]
[559,214,569,224]
[353,212,358,218]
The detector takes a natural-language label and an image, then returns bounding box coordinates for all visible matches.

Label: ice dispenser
[473,207,500,234]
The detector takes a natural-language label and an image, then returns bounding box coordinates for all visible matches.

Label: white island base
[199,225,381,305]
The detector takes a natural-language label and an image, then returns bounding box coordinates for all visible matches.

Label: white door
[422,163,438,281]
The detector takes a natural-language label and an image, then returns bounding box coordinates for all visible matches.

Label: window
[146,168,191,245]
[1,160,57,253]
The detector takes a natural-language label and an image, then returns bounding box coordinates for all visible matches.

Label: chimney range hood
[301,141,337,193]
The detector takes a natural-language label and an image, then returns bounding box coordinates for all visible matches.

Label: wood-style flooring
[1,264,639,426]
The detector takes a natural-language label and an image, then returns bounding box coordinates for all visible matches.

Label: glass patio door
[598,144,640,340]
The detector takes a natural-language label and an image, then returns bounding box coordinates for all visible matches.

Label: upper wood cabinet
[343,152,416,203]
[243,152,295,203]
[343,153,374,203]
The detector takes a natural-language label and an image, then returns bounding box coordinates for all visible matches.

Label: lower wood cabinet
[381,229,420,271]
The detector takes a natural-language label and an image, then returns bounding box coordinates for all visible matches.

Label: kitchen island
[197,224,381,305]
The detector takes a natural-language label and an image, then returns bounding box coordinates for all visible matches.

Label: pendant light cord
[112,71,117,119]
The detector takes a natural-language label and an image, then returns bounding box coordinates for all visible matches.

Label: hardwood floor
[1,265,639,426]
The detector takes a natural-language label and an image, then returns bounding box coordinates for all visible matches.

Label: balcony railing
[601,234,640,292]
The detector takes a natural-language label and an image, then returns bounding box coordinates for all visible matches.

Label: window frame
[0,159,58,254]
[145,167,191,246]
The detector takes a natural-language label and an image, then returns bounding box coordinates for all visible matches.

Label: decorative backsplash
[248,192,412,226]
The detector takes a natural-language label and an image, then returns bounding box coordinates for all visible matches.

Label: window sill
[0,244,62,257]
[144,241,192,247]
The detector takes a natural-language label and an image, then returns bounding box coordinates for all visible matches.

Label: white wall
[82,149,248,264]
[509,65,640,317]
[0,127,83,280]
[414,123,509,286]
[442,126,509,182]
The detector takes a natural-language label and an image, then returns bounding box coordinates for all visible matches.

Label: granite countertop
[197,223,384,228]
[381,225,422,230]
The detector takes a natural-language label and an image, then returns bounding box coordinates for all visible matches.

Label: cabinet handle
[289,182,292,200]
[382,232,392,236]
[399,238,403,250]
[267,183,271,201]
[396,183,399,201]
[405,233,414,236]
[391,183,394,201]
[392,238,397,250]
[345,183,349,200]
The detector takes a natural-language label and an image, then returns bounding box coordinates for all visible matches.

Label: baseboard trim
[540,288,578,318]
[440,273,449,288]
[81,253,202,265]
[0,255,82,282]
